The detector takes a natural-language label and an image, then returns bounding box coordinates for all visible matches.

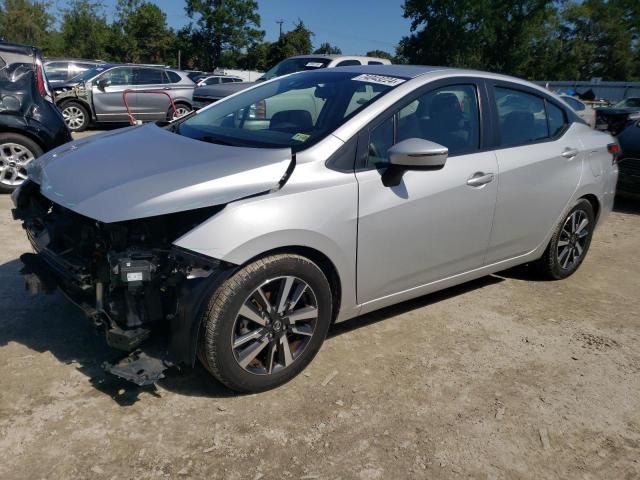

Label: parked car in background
[13,65,617,391]
[53,64,194,131]
[185,70,209,81]
[44,58,105,87]
[560,95,596,127]
[195,75,243,87]
[616,119,640,195]
[595,97,640,135]
[193,54,392,108]
[0,42,71,193]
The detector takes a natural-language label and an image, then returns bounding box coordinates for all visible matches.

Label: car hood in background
[596,107,640,116]
[194,81,256,99]
[30,123,292,223]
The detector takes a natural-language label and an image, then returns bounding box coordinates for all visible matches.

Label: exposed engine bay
[12,180,233,385]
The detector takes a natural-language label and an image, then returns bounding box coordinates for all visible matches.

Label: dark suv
[0,42,71,193]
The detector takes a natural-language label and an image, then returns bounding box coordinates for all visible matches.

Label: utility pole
[276,20,284,39]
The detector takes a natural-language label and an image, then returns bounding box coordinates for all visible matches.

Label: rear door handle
[561,148,579,159]
[466,172,494,187]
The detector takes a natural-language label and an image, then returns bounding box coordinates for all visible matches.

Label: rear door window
[336,60,361,67]
[494,87,565,147]
[166,71,182,83]
[134,68,166,85]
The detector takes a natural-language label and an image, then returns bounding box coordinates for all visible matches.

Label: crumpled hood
[30,123,292,223]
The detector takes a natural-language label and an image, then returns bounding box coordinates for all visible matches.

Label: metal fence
[536,81,640,102]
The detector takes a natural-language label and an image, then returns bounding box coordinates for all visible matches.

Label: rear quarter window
[166,71,182,83]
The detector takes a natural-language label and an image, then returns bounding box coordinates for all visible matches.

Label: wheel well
[247,246,342,323]
[57,98,91,112]
[0,127,45,152]
[580,194,601,222]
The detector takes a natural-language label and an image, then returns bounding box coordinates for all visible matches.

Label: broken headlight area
[13,181,232,385]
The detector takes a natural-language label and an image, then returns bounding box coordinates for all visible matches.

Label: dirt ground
[1,190,639,480]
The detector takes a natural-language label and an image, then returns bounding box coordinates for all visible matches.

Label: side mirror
[96,78,109,91]
[382,138,448,187]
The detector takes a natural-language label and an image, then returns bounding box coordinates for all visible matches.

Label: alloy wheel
[62,105,86,130]
[231,276,318,375]
[557,209,590,270]
[172,106,191,120]
[0,142,34,187]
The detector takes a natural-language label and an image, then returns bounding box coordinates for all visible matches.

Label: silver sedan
[14,65,618,392]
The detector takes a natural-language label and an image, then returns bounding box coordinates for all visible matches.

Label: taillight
[35,61,46,97]
[607,143,620,164]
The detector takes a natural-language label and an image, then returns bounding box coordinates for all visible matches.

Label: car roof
[316,64,554,87]
[44,58,106,63]
[288,54,384,60]
[0,41,35,57]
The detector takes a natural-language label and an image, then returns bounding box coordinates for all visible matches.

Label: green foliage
[314,42,342,55]
[60,0,109,60]
[265,20,313,68]
[366,50,393,60]
[399,0,640,81]
[1,0,638,81]
[0,0,53,47]
[185,0,264,70]
[112,0,175,64]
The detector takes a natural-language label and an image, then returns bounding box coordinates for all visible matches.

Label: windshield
[614,98,640,109]
[68,65,110,83]
[177,70,406,152]
[260,57,332,81]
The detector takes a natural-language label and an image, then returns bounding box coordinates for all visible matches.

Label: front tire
[199,254,332,393]
[60,101,90,132]
[0,133,43,193]
[535,199,595,279]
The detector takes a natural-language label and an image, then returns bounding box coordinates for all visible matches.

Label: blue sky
[90,0,411,55]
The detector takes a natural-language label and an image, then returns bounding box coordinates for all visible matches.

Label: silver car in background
[13,66,618,392]
[560,95,596,127]
[53,64,195,131]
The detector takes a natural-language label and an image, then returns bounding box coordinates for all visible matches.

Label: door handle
[466,172,494,187]
[163,87,172,90]
[561,148,579,159]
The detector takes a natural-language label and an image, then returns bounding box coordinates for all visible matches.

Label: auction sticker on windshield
[352,74,406,87]
[305,62,325,68]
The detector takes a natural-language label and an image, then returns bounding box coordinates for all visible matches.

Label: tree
[266,20,314,68]
[560,0,640,80]
[398,0,561,78]
[366,50,393,60]
[59,0,110,60]
[0,0,53,47]
[314,42,341,55]
[112,0,175,64]
[185,0,264,70]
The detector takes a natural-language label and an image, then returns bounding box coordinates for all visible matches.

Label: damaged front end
[13,181,234,385]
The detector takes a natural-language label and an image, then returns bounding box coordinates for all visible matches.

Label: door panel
[130,68,171,120]
[356,151,498,304]
[485,126,583,263]
[92,67,134,122]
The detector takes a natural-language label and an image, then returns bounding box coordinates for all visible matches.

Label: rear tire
[60,101,90,132]
[198,254,332,393]
[0,133,43,193]
[535,199,595,280]
[168,102,192,121]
